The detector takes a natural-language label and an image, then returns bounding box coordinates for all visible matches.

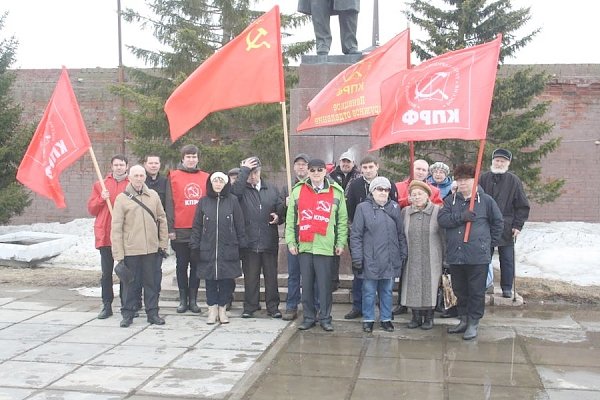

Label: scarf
[297,183,334,242]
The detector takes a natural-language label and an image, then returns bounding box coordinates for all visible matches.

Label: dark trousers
[99,246,122,305]
[450,264,488,320]
[242,251,279,314]
[206,279,236,307]
[309,0,358,54]
[121,253,161,318]
[299,253,333,324]
[171,241,199,291]
[492,245,515,291]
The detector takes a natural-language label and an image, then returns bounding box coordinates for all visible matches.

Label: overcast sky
[2,0,598,69]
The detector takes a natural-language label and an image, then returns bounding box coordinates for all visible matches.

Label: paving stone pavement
[2,285,600,399]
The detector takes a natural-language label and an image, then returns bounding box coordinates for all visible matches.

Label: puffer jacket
[231,166,283,253]
[87,174,129,249]
[349,196,407,279]
[190,181,246,280]
[111,183,168,261]
[437,186,504,265]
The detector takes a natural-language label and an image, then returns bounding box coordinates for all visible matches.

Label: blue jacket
[350,196,407,279]
[438,187,504,265]
[427,175,453,199]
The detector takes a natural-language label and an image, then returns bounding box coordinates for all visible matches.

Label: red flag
[17,68,91,208]
[165,6,285,141]
[370,35,502,151]
[297,29,410,131]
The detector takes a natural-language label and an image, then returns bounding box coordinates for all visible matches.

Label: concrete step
[161,273,361,304]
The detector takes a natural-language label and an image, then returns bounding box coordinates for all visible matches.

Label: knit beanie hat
[429,162,450,176]
[369,176,391,194]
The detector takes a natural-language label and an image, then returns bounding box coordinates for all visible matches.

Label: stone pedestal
[289,54,374,164]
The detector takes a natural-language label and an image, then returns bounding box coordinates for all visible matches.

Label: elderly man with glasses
[285,158,348,332]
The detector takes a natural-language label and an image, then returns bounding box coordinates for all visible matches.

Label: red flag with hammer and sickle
[370,35,502,150]
[297,29,410,131]
[165,6,285,141]
[17,67,91,208]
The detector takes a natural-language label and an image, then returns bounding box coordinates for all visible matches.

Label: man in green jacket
[285,159,348,332]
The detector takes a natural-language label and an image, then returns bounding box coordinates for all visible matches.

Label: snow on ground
[1,218,599,285]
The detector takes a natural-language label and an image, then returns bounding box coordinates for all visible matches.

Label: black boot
[440,306,458,318]
[421,309,434,330]
[447,315,468,334]
[407,310,422,329]
[463,317,480,340]
[188,288,201,313]
[176,289,188,313]
[97,303,113,319]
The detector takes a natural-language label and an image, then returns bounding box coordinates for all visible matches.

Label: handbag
[441,272,457,309]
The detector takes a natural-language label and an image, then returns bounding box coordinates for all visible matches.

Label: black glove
[352,261,363,275]
[461,209,476,222]
[158,248,168,259]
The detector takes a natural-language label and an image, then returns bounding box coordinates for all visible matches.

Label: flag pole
[464,139,486,242]
[88,147,113,215]
[409,141,415,180]
[281,102,292,194]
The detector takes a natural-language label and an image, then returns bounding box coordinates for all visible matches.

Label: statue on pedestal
[298,0,361,56]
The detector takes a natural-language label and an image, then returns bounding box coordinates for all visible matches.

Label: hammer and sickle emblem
[246,27,271,51]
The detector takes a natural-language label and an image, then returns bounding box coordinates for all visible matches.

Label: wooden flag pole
[88,147,113,215]
[281,102,293,195]
[464,139,486,242]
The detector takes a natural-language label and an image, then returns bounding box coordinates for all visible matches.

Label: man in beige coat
[112,165,169,328]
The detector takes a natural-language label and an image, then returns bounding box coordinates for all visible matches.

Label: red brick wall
[8,65,600,224]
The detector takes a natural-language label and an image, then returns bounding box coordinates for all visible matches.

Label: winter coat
[329,165,361,191]
[231,166,283,253]
[285,178,349,256]
[479,171,530,246]
[400,202,444,308]
[190,181,246,280]
[111,183,168,261]
[349,196,407,279]
[427,175,454,199]
[438,187,504,265]
[87,174,129,249]
[346,176,398,222]
[145,172,167,210]
[298,0,360,14]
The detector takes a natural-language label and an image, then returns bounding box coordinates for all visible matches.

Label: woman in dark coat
[191,172,246,324]
[349,176,407,333]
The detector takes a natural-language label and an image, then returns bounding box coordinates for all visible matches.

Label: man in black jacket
[329,151,361,192]
[439,164,503,340]
[144,154,167,209]
[232,157,284,318]
[479,149,530,298]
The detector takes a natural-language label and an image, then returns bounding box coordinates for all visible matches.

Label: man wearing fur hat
[479,149,530,298]
[438,164,503,340]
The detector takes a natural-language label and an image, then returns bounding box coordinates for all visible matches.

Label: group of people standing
[87,145,529,340]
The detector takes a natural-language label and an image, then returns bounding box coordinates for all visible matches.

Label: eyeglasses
[374,187,390,192]
[309,168,325,173]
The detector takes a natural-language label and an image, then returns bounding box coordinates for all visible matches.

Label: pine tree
[114,0,311,172]
[0,12,31,223]
[381,0,563,203]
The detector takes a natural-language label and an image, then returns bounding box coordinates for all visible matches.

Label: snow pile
[515,222,600,286]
